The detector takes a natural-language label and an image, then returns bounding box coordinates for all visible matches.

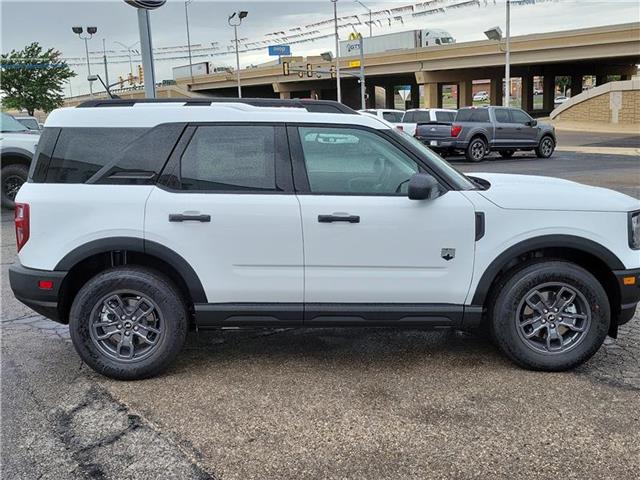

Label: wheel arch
[1,150,32,167]
[55,237,206,324]
[472,235,624,335]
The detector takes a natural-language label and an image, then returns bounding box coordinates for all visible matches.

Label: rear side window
[42,125,184,184]
[382,111,403,122]
[455,108,490,122]
[29,127,60,182]
[494,108,510,123]
[435,111,455,122]
[180,125,277,191]
[45,128,145,183]
[402,112,414,123]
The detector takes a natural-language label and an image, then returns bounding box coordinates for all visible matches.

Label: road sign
[269,45,291,56]
[349,60,361,68]
[398,88,411,101]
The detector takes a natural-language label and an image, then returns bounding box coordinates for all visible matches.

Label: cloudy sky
[1,0,639,96]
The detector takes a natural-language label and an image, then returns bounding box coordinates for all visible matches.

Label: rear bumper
[415,137,459,150]
[614,268,640,325]
[9,264,67,323]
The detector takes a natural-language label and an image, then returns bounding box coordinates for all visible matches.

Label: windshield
[390,128,477,190]
[17,118,40,130]
[1,113,29,133]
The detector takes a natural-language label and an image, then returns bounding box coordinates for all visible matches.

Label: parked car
[415,106,556,162]
[14,116,42,131]
[359,109,405,124]
[533,88,544,96]
[0,113,40,209]
[10,98,640,380]
[473,91,489,102]
[554,95,570,104]
[397,108,457,135]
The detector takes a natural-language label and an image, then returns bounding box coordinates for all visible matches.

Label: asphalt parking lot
[2,141,639,480]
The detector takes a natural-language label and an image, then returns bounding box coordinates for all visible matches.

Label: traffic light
[118,76,124,88]
[306,63,313,78]
[127,73,134,85]
[138,65,144,84]
[330,65,336,79]
[282,61,290,76]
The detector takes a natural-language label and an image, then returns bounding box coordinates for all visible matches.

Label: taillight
[451,124,462,137]
[15,203,30,252]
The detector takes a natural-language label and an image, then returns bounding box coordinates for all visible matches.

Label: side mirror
[529,119,538,127]
[408,173,439,200]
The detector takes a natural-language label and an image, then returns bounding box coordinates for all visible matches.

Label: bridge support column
[521,75,534,112]
[410,83,420,109]
[459,80,473,108]
[385,85,395,109]
[543,75,555,112]
[571,74,583,96]
[490,77,503,106]
[279,91,291,99]
[422,83,438,108]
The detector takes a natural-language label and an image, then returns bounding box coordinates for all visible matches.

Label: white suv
[9,99,640,380]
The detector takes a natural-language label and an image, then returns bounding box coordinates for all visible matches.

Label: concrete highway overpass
[183,23,640,114]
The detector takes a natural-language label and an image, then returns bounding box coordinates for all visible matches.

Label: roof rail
[76,97,357,114]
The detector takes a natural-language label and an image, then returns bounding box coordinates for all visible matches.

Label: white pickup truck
[397,108,457,136]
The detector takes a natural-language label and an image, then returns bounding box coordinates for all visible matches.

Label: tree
[1,42,75,115]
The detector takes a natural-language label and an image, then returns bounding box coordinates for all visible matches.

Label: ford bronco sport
[9,99,640,380]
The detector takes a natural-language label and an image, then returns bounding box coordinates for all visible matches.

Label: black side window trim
[156,122,294,194]
[286,122,454,195]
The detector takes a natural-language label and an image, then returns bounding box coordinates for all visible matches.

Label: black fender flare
[55,237,207,303]
[471,234,625,306]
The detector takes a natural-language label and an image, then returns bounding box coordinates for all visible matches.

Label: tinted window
[382,111,404,122]
[180,125,277,191]
[46,128,146,183]
[29,127,60,182]
[17,118,40,130]
[511,109,531,124]
[402,112,414,123]
[455,108,490,122]
[413,111,432,123]
[298,127,419,195]
[435,111,456,122]
[494,108,510,123]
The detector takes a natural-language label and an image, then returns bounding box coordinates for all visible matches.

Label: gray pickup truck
[414,106,556,162]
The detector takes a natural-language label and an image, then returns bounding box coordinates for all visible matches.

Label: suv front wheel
[489,260,609,371]
[69,266,188,380]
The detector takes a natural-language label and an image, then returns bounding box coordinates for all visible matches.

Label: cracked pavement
[2,149,639,479]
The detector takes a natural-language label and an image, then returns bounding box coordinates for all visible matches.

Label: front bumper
[9,264,67,323]
[614,268,640,325]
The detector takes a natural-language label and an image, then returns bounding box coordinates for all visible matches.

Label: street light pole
[331,0,341,103]
[228,11,248,98]
[355,0,372,37]
[72,26,97,98]
[185,0,194,84]
[359,35,365,109]
[115,41,139,77]
[505,0,511,107]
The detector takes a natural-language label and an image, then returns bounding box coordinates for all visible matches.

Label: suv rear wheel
[535,135,555,158]
[466,137,487,162]
[1,164,29,209]
[489,260,609,371]
[69,266,188,380]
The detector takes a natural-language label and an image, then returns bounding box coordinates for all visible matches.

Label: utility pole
[102,38,110,87]
[228,11,248,98]
[185,0,194,84]
[137,8,157,98]
[505,0,511,107]
[332,0,341,103]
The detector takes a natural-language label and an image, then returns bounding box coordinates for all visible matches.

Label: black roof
[76,97,357,114]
